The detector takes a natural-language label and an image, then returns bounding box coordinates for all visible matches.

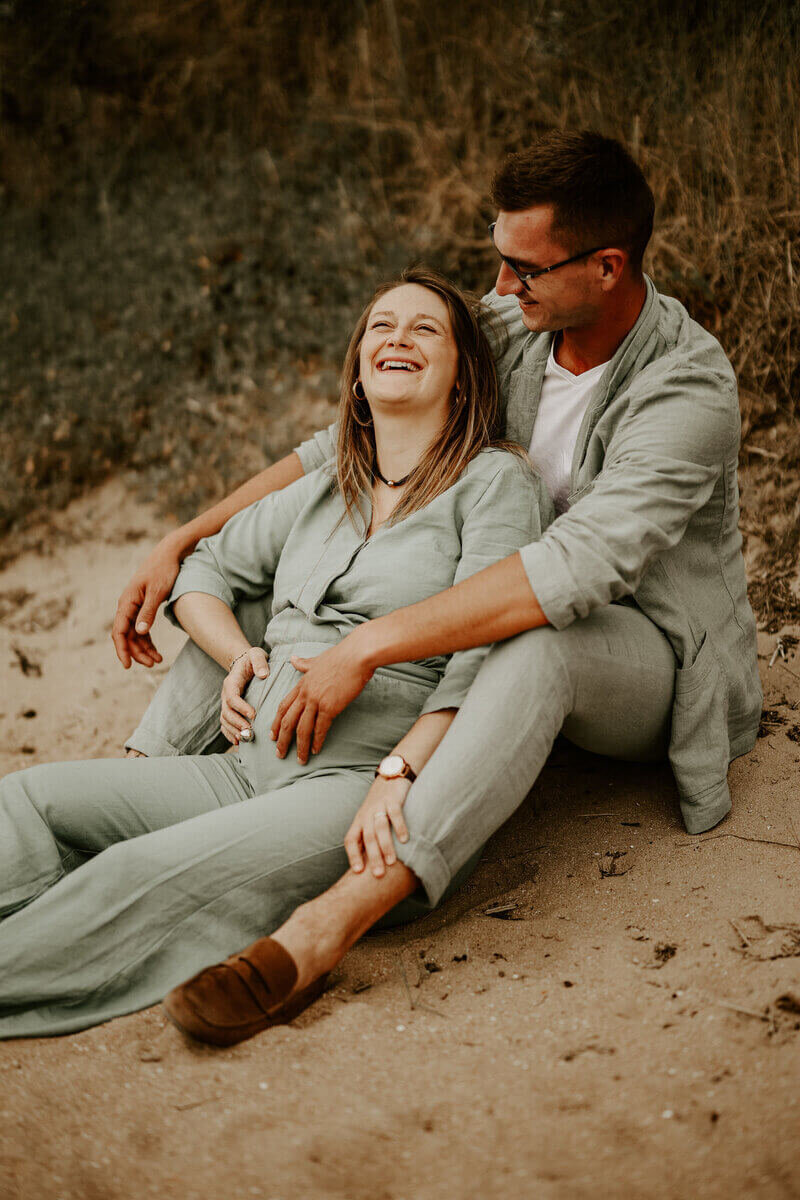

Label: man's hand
[111,536,185,668]
[270,634,375,763]
[220,647,270,745]
[344,775,411,877]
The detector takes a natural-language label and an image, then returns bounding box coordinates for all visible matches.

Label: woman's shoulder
[459,445,540,488]
[452,447,554,529]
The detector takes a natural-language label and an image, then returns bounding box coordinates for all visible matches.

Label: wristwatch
[375,753,417,783]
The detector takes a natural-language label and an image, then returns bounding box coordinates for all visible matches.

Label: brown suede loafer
[163,936,328,1047]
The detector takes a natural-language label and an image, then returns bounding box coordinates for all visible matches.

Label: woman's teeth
[379,360,420,371]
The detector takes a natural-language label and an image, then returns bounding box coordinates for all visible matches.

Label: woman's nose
[386,327,414,347]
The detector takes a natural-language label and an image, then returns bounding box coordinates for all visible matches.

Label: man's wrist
[352,618,389,674]
[161,525,198,561]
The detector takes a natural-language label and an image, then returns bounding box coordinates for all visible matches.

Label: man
[113,130,761,1039]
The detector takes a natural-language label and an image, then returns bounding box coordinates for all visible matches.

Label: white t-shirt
[527,343,610,515]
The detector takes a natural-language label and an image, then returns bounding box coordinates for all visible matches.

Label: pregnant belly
[236,644,436,793]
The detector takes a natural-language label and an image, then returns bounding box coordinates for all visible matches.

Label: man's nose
[495,261,524,297]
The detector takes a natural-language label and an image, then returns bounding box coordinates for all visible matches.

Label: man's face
[492,205,603,333]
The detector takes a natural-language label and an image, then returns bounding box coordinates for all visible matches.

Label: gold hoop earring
[350,378,373,428]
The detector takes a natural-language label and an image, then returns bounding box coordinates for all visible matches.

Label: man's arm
[112,451,304,668]
[271,362,738,759]
[357,551,548,670]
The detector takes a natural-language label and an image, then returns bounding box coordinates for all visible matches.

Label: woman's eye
[417,324,437,333]
[371,321,391,329]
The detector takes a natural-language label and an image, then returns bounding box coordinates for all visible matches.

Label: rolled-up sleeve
[294,422,338,474]
[165,471,321,624]
[420,457,554,714]
[518,367,738,629]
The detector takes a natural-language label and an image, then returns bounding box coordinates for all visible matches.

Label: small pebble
[662,1109,674,1119]
[396,1024,406,1032]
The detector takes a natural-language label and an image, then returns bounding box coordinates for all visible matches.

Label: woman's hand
[270,634,375,763]
[220,647,270,745]
[111,534,186,668]
[344,776,411,878]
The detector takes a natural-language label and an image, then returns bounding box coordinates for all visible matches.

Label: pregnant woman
[0,267,551,1041]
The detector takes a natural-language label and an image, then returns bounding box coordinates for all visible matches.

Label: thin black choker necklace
[373,460,412,488]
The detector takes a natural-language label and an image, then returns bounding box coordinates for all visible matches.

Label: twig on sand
[675,833,800,852]
[729,919,752,948]
[399,957,447,1018]
[173,1094,220,1112]
[399,958,415,1010]
[716,1000,776,1033]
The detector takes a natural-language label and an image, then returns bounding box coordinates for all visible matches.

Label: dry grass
[0,0,798,618]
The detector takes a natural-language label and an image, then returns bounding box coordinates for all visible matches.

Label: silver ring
[239,727,254,743]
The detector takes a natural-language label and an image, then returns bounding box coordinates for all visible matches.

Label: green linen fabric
[294,278,762,833]
[166,448,553,721]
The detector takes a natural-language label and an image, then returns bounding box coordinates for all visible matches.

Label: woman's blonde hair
[336,265,522,528]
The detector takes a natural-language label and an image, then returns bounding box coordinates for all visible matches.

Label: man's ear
[596,249,627,289]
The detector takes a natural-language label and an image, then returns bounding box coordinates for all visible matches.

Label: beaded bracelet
[228,648,251,673]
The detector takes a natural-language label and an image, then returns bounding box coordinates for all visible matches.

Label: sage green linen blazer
[296,278,762,833]
[167,449,552,716]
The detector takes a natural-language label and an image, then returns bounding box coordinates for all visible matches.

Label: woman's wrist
[228,647,251,672]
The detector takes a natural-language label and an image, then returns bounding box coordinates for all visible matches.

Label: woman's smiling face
[359,283,459,413]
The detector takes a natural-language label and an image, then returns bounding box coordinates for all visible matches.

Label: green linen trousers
[0,451,548,1038]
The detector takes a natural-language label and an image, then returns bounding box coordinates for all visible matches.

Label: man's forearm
[169,451,305,557]
[358,551,548,670]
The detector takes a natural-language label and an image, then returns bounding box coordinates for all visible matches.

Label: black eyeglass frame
[488,222,607,286]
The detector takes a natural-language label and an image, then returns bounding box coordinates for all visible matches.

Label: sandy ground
[1,478,799,1200]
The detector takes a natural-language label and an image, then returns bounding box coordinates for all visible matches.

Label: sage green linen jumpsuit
[0,450,550,1038]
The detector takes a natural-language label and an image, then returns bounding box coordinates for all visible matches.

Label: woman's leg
[0,753,250,917]
[125,594,271,757]
[0,766,375,1038]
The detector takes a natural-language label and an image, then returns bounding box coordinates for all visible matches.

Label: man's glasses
[488,222,606,287]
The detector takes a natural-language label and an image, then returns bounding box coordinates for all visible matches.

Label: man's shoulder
[480,289,544,369]
[645,289,737,392]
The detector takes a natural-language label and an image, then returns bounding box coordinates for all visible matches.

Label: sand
[1,478,799,1200]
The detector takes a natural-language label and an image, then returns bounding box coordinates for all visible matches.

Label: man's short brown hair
[491,130,655,272]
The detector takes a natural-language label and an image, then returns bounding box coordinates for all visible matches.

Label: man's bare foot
[126,748,146,758]
[270,862,416,993]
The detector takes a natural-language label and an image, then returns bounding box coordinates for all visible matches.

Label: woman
[0,267,551,1041]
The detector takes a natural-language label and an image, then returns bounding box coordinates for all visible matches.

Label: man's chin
[518,301,553,333]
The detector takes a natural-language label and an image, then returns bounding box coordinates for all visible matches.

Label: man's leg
[394,603,677,907]
[125,595,271,757]
[258,603,676,992]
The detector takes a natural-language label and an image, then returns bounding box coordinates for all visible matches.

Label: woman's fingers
[227,691,256,722]
[373,811,396,867]
[386,798,409,843]
[248,647,269,679]
[361,824,385,878]
[220,713,241,744]
[344,823,365,872]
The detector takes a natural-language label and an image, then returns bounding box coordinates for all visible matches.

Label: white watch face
[379,754,405,778]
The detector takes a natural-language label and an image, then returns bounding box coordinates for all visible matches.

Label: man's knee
[485,623,575,686]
